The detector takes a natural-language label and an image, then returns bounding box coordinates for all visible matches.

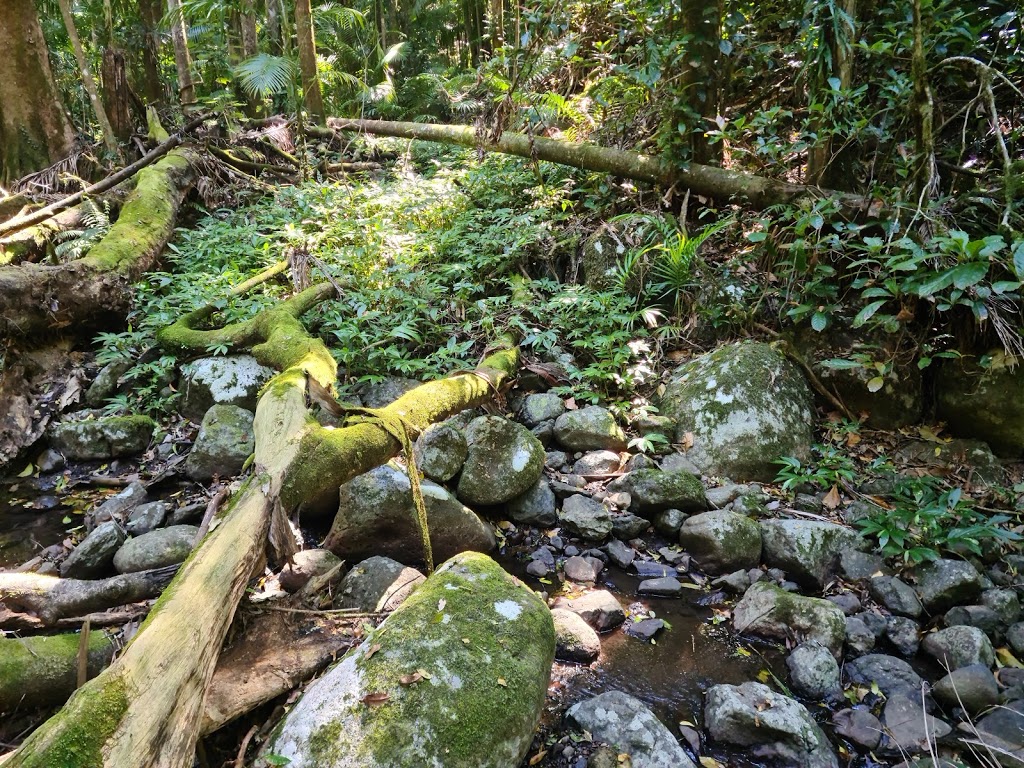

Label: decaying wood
[328,117,876,215]
[0,566,178,628]
[0,631,116,714]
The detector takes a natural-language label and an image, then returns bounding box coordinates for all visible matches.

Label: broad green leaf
[867,376,885,392]
[852,300,887,327]
[949,262,988,290]
[811,312,828,332]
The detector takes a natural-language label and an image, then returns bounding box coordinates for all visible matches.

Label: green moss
[0,633,114,705]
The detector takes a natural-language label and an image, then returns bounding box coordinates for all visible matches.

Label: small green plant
[628,432,670,455]
[774,443,857,492]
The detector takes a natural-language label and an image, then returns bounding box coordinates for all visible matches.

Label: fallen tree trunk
[329,118,875,215]
[0,566,177,629]
[0,632,116,715]
[0,148,195,337]
[7,282,518,767]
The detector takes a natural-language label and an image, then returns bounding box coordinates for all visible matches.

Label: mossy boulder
[457,416,545,506]
[936,355,1024,457]
[179,354,274,421]
[60,521,126,578]
[112,525,198,574]
[413,422,468,482]
[759,520,862,589]
[677,510,762,574]
[658,342,814,481]
[259,552,555,768]
[520,393,566,426]
[553,406,627,452]
[48,414,156,461]
[184,404,255,481]
[619,468,707,516]
[325,464,495,567]
[733,582,847,657]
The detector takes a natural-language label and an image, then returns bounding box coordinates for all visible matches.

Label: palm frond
[236,53,298,99]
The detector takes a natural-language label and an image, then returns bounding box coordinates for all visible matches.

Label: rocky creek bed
[2,340,1023,768]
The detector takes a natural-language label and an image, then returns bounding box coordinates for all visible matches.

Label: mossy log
[329,118,874,216]
[0,632,116,715]
[0,566,177,629]
[0,149,195,337]
[8,284,518,768]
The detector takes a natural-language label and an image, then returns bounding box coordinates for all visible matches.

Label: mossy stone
[732,582,847,657]
[48,414,156,461]
[184,404,255,481]
[623,468,707,515]
[677,510,762,574]
[260,552,555,768]
[457,416,545,506]
[936,355,1024,457]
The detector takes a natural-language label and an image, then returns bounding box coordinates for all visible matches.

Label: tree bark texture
[137,0,164,105]
[166,0,197,106]
[295,0,326,124]
[678,0,723,165]
[0,632,116,715]
[0,0,76,188]
[0,149,195,337]
[102,48,135,142]
[328,118,873,215]
[57,0,119,155]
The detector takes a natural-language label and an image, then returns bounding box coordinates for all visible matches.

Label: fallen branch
[0,632,116,714]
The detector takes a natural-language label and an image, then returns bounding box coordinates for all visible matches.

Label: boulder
[870,576,924,619]
[280,549,344,593]
[84,360,132,407]
[48,414,156,461]
[932,664,999,714]
[259,553,554,768]
[677,511,762,574]
[658,341,814,481]
[60,521,125,578]
[553,406,627,452]
[337,556,424,612]
[618,469,706,515]
[553,590,625,631]
[705,682,838,768]
[573,450,622,476]
[880,694,951,755]
[567,691,696,768]
[733,582,846,656]
[113,525,198,573]
[125,501,169,536]
[936,357,1024,457]
[913,559,982,613]
[552,608,601,662]
[457,416,545,506]
[412,422,468,482]
[358,377,420,408]
[844,654,925,699]
[559,494,613,541]
[184,404,255,481]
[520,393,566,427]
[760,519,861,589]
[922,625,994,669]
[786,641,842,701]
[180,354,274,421]
[505,477,557,527]
[325,465,495,566]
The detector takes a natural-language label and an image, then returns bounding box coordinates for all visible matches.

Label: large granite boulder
[617,469,707,515]
[553,406,627,452]
[760,519,861,589]
[180,354,274,421]
[677,511,762,574]
[258,553,554,768]
[733,582,847,656]
[457,416,545,506]
[48,414,156,461]
[184,404,255,481]
[658,341,814,481]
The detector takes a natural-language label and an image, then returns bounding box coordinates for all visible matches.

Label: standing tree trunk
[678,0,724,165]
[57,0,120,155]
[295,0,325,124]
[138,0,164,105]
[806,0,857,187]
[102,48,134,141]
[267,0,284,56]
[0,0,76,187]
[166,0,197,107]
[911,0,935,200]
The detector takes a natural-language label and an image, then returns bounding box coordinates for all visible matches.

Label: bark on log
[0,148,195,337]
[0,566,177,628]
[328,118,875,215]
[0,632,116,714]
[7,284,518,768]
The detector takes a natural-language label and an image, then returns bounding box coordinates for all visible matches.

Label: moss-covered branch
[0,632,116,714]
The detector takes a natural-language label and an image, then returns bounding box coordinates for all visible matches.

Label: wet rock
[113,525,198,573]
[913,558,982,613]
[658,341,814,482]
[733,582,846,656]
[413,423,468,482]
[838,549,891,582]
[624,618,665,641]
[605,539,635,569]
[610,513,648,539]
[525,560,549,578]
[280,549,344,593]
[922,625,994,669]
[357,376,419,408]
[833,708,882,751]
[567,691,696,768]
[572,450,622,476]
[618,469,706,515]
[933,664,999,714]
[970,699,1024,765]
[36,448,65,473]
[92,481,148,525]
[760,519,860,589]
[184,404,255,481]
[506,477,558,527]
[881,695,951,756]
[846,616,877,655]
[705,682,838,768]
[259,553,554,768]
[180,354,274,420]
[125,501,169,536]
[48,414,156,461]
[886,616,921,657]
[553,406,627,452]
[559,495,612,541]
[787,641,842,701]
[652,508,687,536]
[637,577,683,597]
[677,511,762,574]
[520,393,566,427]
[564,556,602,583]
[844,654,925,699]
[61,521,126,578]
[870,576,924,619]
[457,416,545,506]
[633,561,675,579]
[552,608,601,662]
[325,465,495,566]
[554,590,625,631]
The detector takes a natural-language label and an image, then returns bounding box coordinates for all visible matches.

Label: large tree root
[0,148,195,337]
[328,118,876,216]
[7,281,517,767]
[0,632,116,714]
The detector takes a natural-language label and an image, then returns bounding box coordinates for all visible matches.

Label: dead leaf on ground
[822,485,842,510]
[361,691,390,706]
[364,643,382,660]
[528,751,547,765]
[399,672,424,685]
